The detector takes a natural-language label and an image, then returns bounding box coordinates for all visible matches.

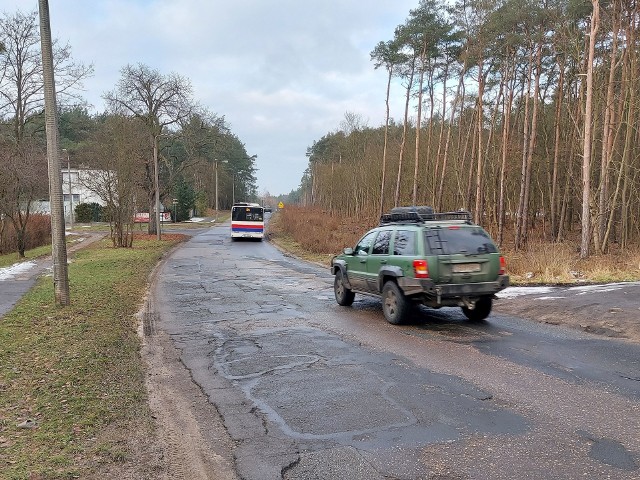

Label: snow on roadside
[0,261,37,281]
[498,281,640,299]
[497,286,555,299]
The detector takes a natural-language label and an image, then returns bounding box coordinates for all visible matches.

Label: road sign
[278,201,284,209]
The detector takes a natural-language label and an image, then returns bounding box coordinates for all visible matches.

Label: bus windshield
[232,206,264,222]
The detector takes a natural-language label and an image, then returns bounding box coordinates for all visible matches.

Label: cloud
[3,0,417,194]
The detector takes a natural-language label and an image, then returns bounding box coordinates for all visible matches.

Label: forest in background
[296,0,638,259]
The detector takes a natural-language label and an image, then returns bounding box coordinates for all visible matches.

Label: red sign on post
[134,213,171,223]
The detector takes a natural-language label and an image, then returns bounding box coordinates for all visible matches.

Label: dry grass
[268,206,640,285]
[502,237,640,284]
[268,206,379,266]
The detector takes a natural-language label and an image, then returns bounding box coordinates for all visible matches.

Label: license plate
[452,263,481,273]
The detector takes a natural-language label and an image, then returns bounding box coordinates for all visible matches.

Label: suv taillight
[499,256,506,275]
[413,259,429,278]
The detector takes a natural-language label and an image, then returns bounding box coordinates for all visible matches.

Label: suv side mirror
[343,247,354,255]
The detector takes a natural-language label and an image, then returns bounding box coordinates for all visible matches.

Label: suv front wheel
[461,297,492,321]
[382,281,410,325]
[334,270,355,306]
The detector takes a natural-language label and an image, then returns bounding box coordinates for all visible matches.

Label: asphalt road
[149,223,640,480]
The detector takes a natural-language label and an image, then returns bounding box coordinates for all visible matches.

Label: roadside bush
[75,202,104,223]
[0,214,51,255]
[270,206,377,254]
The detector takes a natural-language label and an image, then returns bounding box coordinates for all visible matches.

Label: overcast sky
[4,0,418,195]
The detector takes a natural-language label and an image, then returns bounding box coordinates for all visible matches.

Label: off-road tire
[462,297,492,321]
[382,281,410,325]
[334,270,355,306]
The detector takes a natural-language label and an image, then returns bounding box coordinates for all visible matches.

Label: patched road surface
[150,223,640,479]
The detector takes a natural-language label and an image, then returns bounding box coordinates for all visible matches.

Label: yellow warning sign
[278,201,284,209]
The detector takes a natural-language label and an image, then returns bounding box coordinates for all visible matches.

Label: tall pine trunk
[581,0,599,259]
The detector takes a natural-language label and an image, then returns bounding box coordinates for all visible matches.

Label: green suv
[330,207,509,324]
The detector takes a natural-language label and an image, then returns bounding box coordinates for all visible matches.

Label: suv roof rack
[380,206,472,225]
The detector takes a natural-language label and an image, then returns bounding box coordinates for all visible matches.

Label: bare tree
[0,6,90,304]
[394,37,416,208]
[103,64,195,236]
[0,9,93,144]
[0,138,48,257]
[371,40,403,216]
[295,0,640,257]
[82,116,147,247]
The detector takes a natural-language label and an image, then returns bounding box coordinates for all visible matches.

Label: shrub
[75,202,104,223]
[272,206,377,254]
[0,214,51,255]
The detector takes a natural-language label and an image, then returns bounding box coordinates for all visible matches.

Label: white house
[61,168,105,222]
[32,169,106,223]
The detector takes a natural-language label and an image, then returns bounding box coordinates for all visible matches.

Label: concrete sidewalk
[0,257,52,318]
[0,232,106,319]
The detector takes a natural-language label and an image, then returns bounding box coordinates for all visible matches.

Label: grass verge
[0,245,52,269]
[0,234,188,479]
[0,232,103,269]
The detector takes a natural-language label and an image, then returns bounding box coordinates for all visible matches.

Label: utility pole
[39,0,70,305]
[62,149,73,229]
[153,135,161,240]
[215,159,219,222]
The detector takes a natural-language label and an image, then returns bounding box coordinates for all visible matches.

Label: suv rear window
[424,226,498,255]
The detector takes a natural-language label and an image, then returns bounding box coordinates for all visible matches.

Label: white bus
[231,203,265,240]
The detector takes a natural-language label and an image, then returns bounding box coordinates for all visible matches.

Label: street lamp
[172,198,178,223]
[215,159,219,221]
[62,148,73,229]
[214,159,228,221]
[153,135,161,240]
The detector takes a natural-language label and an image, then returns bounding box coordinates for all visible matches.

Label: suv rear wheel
[382,281,410,325]
[334,270,355,306]
[462,297,492,321]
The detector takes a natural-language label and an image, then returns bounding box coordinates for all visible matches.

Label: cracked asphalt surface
[148,221,640,479]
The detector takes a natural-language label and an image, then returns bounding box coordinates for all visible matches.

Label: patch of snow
[0,261,37,281]
[496,286,555,299]
[498,281,640,300]
[568,282,640,295]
